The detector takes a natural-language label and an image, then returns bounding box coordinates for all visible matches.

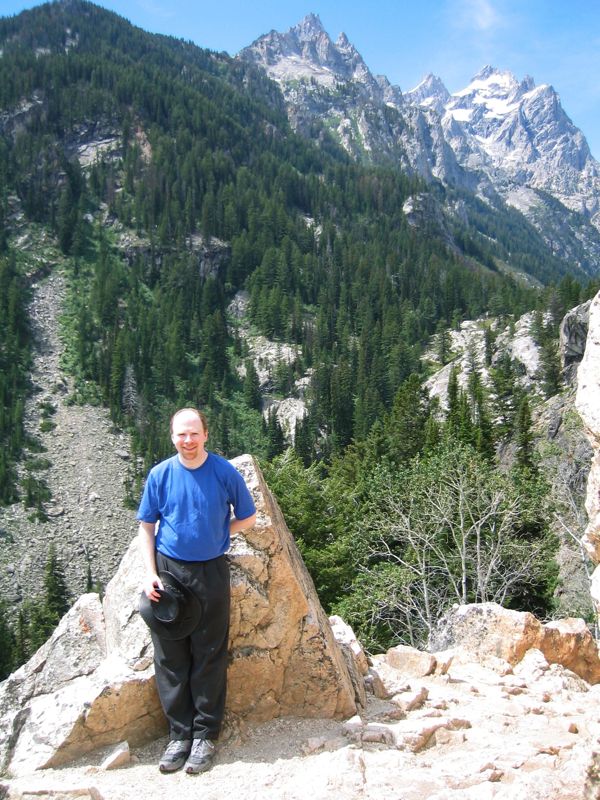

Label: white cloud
[466,0,501,31]
[446,0,509,34]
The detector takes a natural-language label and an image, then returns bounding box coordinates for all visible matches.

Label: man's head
[170,407,209,468]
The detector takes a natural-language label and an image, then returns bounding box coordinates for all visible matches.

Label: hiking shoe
[159,739,192,773]
[184,738,216,774]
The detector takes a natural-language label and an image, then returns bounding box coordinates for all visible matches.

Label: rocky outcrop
[0,455,356,778]
[576,290,600,568]
[3,606,600,799]
[228,290,308,441]
[429,602,600,684]
[575,288,600,643]
[0,592,161,778]
[425,310,554,411]
[561,299,591,383]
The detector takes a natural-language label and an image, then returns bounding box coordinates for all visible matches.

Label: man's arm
[230,512,257,536]
[138,520,163,600]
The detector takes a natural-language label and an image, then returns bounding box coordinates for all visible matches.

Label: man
[137,407,257,774]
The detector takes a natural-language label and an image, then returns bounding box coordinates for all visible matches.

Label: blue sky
[2,0,600,157]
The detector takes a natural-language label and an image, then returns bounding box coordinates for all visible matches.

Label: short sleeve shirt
[136,452,256,561]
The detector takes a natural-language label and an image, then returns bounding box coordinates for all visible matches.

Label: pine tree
[423,413,442,453]
[25,546,71,654]
[514,395,535,471]
[539,338,562,398]
[243,359,262,411]
[56,182,76,254]
[86,559,94,593]
[490,350,520,439]
[14,607,30,667]
[483,324,495,367]
[468,368,495,460]
[266,408,285,460]
[383,374,429,465]
[0,600,15,679]
[330,358,354,452]
[43,544,70,623]
[530,309,546,345]
[435,319,452,365]
[294,415,313,467]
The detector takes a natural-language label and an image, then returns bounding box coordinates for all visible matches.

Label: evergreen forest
[0,0,598,675]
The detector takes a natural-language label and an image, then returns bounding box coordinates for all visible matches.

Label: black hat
[139,570,202,640]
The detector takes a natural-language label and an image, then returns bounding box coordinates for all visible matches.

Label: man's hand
[143,573,164,602]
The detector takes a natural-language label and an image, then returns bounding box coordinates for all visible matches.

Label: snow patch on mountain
[239,16,600,273]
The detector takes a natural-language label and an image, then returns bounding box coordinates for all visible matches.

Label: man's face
[171,411,208,466]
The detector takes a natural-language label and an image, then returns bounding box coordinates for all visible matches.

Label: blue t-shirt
[136,452,256,561]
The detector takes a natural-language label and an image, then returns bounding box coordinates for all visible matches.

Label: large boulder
[0,455,357,777]
[429,603,543,665]
[541,617,600,684]
[429,603,600,684]
[226,455,357,720]
[0,593,165,778]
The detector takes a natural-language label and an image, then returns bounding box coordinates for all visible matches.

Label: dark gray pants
[151,552,230,741]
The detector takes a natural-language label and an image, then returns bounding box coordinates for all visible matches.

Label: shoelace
[190,739,214,755]
[165,740,189,755]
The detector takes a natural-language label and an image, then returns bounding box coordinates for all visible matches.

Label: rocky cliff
[576,292,600,596]
[424,303,594,620]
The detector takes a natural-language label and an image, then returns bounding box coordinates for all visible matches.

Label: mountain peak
[464,65,519,93]
[409,73,448,96]
[239,15,379,94]
[336,31,351,49]
[406,73,449,113]
[520,74,536,93]
[473,64,498,81]
[291,13,326,39]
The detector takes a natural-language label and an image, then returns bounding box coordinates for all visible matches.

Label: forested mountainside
[0,0,598,671]
[241,14,600,275]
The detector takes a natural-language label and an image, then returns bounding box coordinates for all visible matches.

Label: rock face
[424,310,547,410]
[0,454,356,778]
[576,291,600,594]
[227,455,357,720]
[228,290,308,443]
[436,67,600,226]
[561,299,592,382]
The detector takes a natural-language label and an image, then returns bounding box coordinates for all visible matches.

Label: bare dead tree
[359,453,551,646]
